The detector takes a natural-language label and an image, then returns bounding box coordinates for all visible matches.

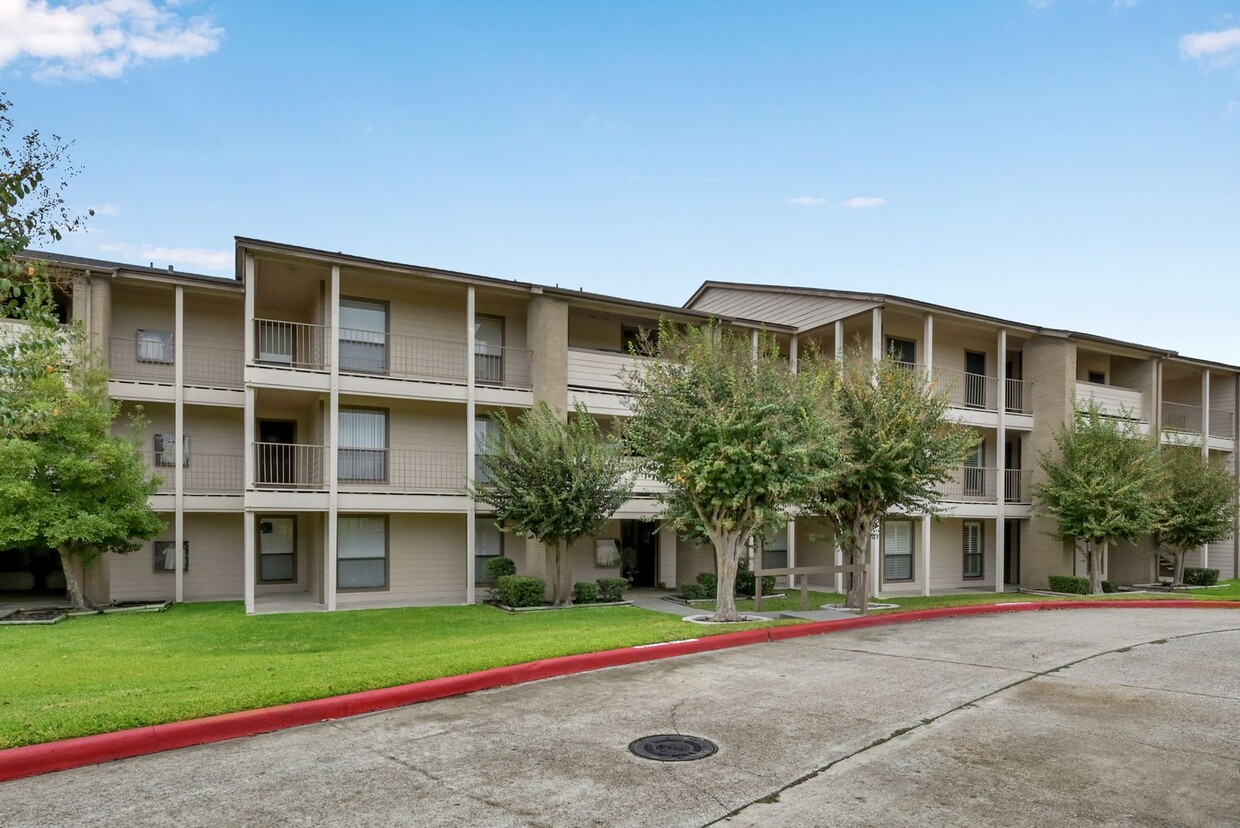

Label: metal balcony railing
[337,447,467,493]
[139,451,244,493]
[336,327,534,389]
[1004,469,1033,504]
[253,442,326,488]
[110,338,244,388]
[1210,409,1236,440]
[254,319,329,371]
[1005,378,1032,414]
[1161,401,1203,435]
[937,466,997,501]
[931,366,998,412]
[184,344,244,388]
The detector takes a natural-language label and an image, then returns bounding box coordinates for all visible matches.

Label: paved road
[3,608,1239,827]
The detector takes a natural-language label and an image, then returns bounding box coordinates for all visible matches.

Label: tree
[0,270,164,610]
[623,321,838,622]
[1034,400,1160,594]
[1151,447,1239,585]
[469,401,633,607]
[801,351,978,611]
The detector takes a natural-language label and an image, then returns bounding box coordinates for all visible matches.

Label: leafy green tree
[1152,447,1238,585]
[1034,400,1160,594]
[0,270,164,610]
[801,351,978,611]
[623,321,838,622]
[469,401,633,607]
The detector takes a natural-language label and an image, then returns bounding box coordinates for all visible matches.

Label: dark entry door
[1004,520,1020,586]
[965,351,987,408]
[258,420,297,485]
[621,520,658,588]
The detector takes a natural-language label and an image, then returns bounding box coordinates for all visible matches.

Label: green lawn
[0,601,776,749]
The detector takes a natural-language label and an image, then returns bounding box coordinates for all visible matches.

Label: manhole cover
[629,734,718,762]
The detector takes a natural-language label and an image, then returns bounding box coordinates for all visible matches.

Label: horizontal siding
[690,287,877,332]
[109,513,243,602]
[335,513,468,605]
[341,269,467,346]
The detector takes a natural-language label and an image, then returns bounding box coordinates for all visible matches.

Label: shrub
[735,559,777,596]
[596,577,629,602]
[680,582,706,600]
[496,575,545,607]
[1183,567,1220,586]
[695,572,718,599]
[484,556,516,582]
[1048,575,1090,595]
[1101,580,1119,594]
[573,581,599,604]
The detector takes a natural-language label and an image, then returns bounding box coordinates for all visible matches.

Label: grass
[0,601,778,749]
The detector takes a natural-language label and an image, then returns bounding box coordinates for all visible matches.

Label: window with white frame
[152,540,188,572]
[963,521,984,579]
[258,516,296,582]
[475,517,504,583]
[883,520,914,582]
[338,516,388,590]
[136,329,173,364]
[339,408,387,482]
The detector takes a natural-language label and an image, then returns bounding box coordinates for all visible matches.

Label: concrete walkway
[3,608,1239,827]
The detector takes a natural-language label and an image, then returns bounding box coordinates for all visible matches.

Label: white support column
[243,253,255,366]
[751,328,759,361]
[173,285,185,604]
[243,385,255,615]
[833,539,843,595]
[921,515,932,596]
[326,265,340,611]
[923,313,934,383]
[658,527,677,589]
[243,510,256,615]
[870,526,882,598]
[871,308,883,363]
[1202,369,1211,570]
[466,286,477,604]
[1234,377,1240,581]
[995,329,1007,593]
[787,517,797,589]
[834,320,844,364]
[789,334,798,373]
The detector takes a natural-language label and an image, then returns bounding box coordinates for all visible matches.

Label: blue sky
[3,1,1238,362]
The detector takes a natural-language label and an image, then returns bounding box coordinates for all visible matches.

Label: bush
[680,582,706,600]
[1101,580,1119,594]
[573,581,599,604]
[735,559,777,596]
[484,556,516,582]
[596,577,629,602]
[495,575,545,607]
[1183,567,1220,586]
[695,571,718,599]
[1048,575,1091,595]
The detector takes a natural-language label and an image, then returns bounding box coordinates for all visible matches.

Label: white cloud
[1027,0,1055,9]
[0,1,223,80]
[90,203,120,216]
[787,196,826,206]
[840,197,888,209]
[1179,27,1240,64]
[99,242,232,273]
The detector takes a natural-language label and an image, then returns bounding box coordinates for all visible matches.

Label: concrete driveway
[3,607,1239,827]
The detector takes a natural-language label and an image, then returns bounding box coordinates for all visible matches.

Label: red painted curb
[3,599,1238,783]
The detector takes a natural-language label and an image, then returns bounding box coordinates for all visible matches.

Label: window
[475,517,504,583]
[883,520,914,582]
[338,516,388,590]
[475,315,505,384]
[1088,370,1106,385]
[257,321,294,365]
[886,337,916,366]
[963,521,984,579]
[964,442,985,497]
[153,433,191,467]
[136,330,173,364]
[475,416,500,482]
[339,408,387,482]
[258,517,296,582]
[339,298,388,373]
[153,541,188,572]
[965,351,987,408]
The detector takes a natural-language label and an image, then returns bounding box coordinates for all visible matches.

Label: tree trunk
[549,539,572,607]
[710,530,744,622]
[840,518,872,612]
[1086,541,1103,595]
[57,545,91,612]
[1173,551,1186,587]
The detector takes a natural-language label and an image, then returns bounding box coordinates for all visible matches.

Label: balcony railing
[1004,469,1033,504]
[337,328,533,389]
[253,442,326,488]
[1005,378,1031,414]
[254,319,329,371]
[937,467,1032,504]
[1075,382,1146,422]
[1161,401,1203,434]
[931,366,998,412]
[337,447,467,493]
[567,348,649,393]
[1210,409,1236,440]
[621,457,669,495]
[110,338,244,388]
[140,451,243,493]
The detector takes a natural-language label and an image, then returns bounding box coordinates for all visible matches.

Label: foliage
[624,320,838,621]
[469,401,633,607]
[1151,447,1239,585]
[735,558,776,596]
[1047,575,1091,595]
[1034,400,1161,595]
[572,581,599,604]
[802,350,978,610]
[695,571,718,598]
[495,575,546,608]
[0,270,163,610]
[679,582,707,600]
[1101,580,1119,594]
[483,555,516,582]
[596,577,629,603]
[1183,567,1220,587]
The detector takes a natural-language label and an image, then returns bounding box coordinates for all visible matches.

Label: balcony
[936,468,1031,504]
[567,348,648,392]
[110,338,244,388]
[1004,469,1033,505]
[1161,401,1203,435]
[254,319,329,371]
[141,451,244,493]
[253,442,326,489]
[337,448,467,493]
[1075,381,1146,422]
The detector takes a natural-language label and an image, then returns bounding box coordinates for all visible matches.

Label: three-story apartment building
[3,244,1236,612]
